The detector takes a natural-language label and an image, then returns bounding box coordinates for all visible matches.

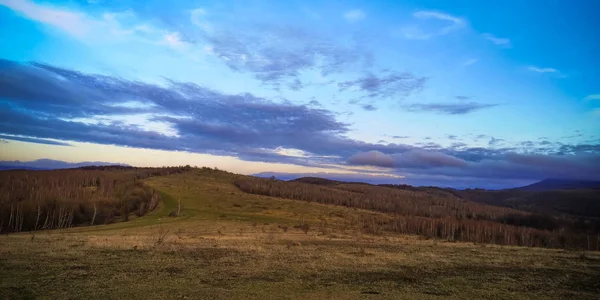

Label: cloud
[400,10,466,40]
[362,104,377,111]
[527,66,566,78]
[0,0,90,37]
[343,9,365,22]
[584,94,600,101]
[348,150,600,182]
[0,0,162,44]
[391,135,409,139]
[1,59,598,184]
[0,134,72,146]
[338,72,427,99]
[348,150,468,169]
[190,7,211,31]
[482,33,511,47]
[348,151,395,167]
[527,66,559,73]
[161,32,187,49]
[405,102,498,115]
[188,20,372,88]
[1,59,415,164]
[462,59,479,66]
[488,137,505,146]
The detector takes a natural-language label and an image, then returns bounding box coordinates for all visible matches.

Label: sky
[0,0,599,189]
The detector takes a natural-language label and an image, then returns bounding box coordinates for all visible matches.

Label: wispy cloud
[362,104,377,111]
[338,72,428,99]
[527,65,566,78]
[0,134,72,146]
[0,0,169,46]
[400,10,466,40]
[482,33,511,47]
[462,58,479,66]
[584,94,600,101]
[406,102,498,115]
[343,9,365,22]
[0,0,90,37]
[488,137,505,146]
[191,21,373,88]
[527,66,559,73]
[161,32,187,49]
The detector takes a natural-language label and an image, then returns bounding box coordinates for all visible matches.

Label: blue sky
[0,0,599,188]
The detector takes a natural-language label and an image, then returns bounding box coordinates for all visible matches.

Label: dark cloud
[348,151,395,168]
[0,59,419,163]
[308,99,321,106]
[338,72,427,99]
[488,137,504,146]
[520,141,535,147]
[450,142,468,149]
[0,134,72,146]
[362,104,377,111]
[446,134,458,140]
[348,151,600,181]
[406,102,498,115]
[1,59,599,184]
[348,150,468,169]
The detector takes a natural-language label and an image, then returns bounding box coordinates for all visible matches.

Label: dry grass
[1,170,599,299]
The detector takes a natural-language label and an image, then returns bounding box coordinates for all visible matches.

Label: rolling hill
[1,167,599,299]
[514,178,600,191]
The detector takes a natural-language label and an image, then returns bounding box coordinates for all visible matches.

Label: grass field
[1,170,599,299]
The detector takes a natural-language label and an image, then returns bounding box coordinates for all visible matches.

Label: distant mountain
[0,159,130,170]
[514,179,600,191]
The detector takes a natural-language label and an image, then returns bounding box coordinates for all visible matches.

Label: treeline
[0,166,193,233]
[234,177,600,250]
[234,177,524,220]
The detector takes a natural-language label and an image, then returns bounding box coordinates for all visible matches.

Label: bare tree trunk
[177,198,181,216]
[91,203,97,226]
[588,234,591,251]
[19,205,24,232]
[42,209,50,230]
[68,207,74,228]
[35,205,42,230]
[8,204,14,232]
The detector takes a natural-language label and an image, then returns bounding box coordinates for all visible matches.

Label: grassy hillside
[1,168,599,299]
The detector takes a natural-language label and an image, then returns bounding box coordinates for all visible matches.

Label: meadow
[1,168,599,299]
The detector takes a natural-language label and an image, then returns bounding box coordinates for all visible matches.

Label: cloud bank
[1,59,599,185]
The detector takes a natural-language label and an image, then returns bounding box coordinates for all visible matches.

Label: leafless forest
[0,166,192,232]
[234,176,600,250]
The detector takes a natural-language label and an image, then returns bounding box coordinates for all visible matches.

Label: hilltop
[514,178,600,191]
[0,167,599,299]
